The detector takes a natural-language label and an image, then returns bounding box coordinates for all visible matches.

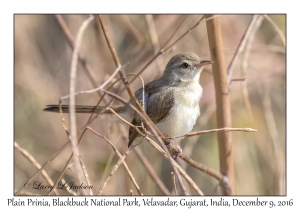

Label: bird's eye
[181,63,189,69]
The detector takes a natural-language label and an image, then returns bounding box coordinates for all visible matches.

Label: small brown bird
[44,52,212,147]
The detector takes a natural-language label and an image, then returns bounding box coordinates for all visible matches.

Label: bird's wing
[128,117,141,147]
[128,79,176,147]
[144,89,175,124]
[135,80,175,124]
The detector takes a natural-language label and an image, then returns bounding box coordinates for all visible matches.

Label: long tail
[43,104,125,114]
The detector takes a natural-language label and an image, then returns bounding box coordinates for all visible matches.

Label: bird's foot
[172,145,183,160]
[164,137,182,160]
[166,136,182,160]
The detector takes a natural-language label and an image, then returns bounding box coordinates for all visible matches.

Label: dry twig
[68,15,94,196]
[178,127,257,138]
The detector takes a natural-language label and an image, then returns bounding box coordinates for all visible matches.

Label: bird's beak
[196,60,213,67]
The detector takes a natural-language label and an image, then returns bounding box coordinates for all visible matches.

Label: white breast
[155,82,202,144]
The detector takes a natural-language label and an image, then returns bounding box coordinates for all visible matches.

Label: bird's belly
[152,82,202,144]
[155,103,200,143]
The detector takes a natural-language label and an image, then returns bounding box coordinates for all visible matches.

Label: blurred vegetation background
[14,14,286,195]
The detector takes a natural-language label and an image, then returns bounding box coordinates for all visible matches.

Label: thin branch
[175,127,257,139]
[68,15,94,196]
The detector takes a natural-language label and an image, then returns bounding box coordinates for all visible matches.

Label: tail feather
[43,105,104,113]
[43,104,128,115]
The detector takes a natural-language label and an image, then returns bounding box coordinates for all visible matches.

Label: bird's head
[163,52,213,82]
